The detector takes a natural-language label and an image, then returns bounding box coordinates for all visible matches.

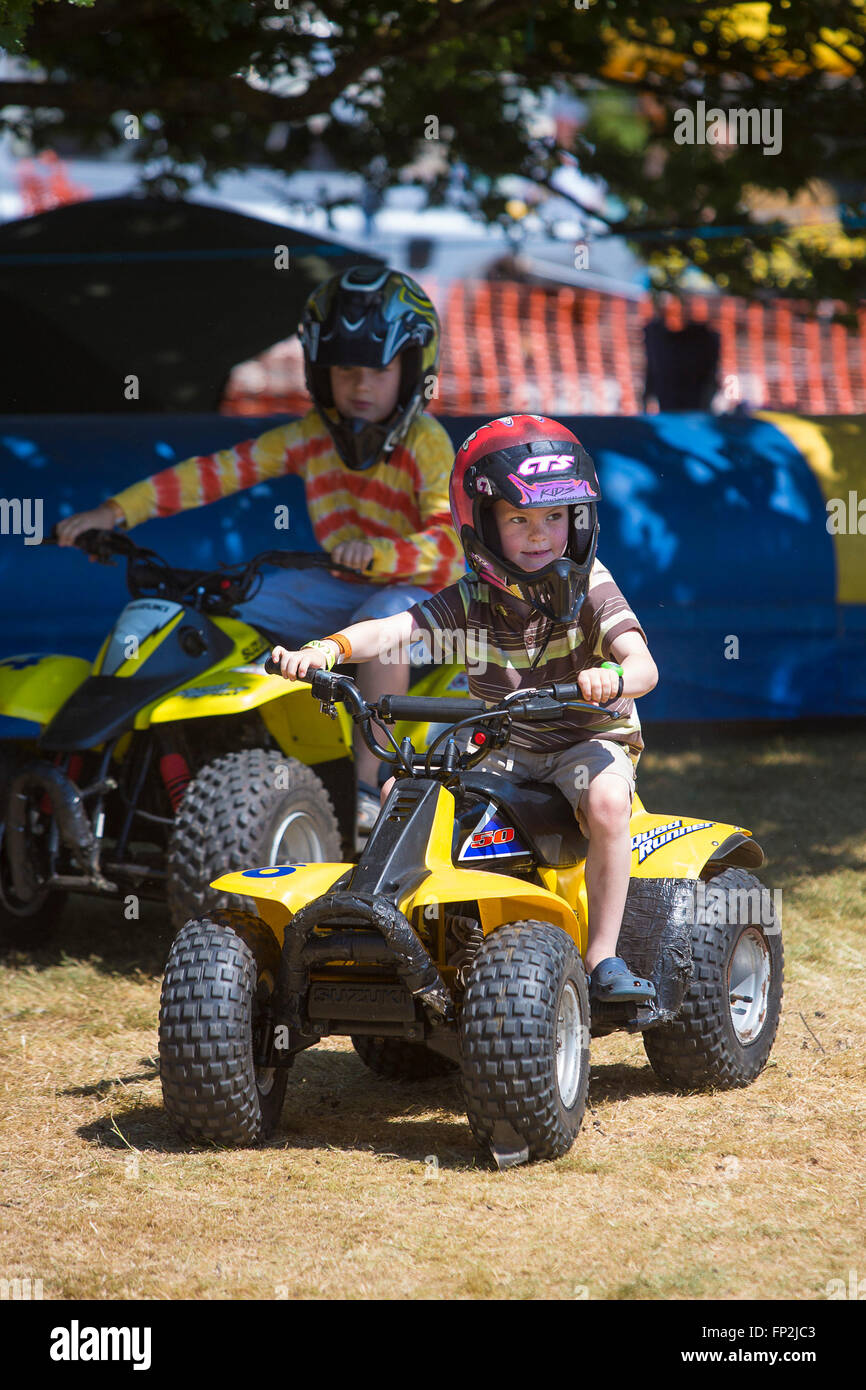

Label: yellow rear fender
[0,653,91,726]
[629,808,764,880]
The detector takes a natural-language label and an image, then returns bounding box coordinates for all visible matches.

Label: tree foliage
[3,0,866,300]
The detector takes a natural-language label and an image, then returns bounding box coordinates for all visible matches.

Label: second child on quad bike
[57,265,463,840]
[272,414,660,1002]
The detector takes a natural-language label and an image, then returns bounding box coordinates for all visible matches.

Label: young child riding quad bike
[56,266,462,840]
[161,413,782,1166]
[272,414,659,1002]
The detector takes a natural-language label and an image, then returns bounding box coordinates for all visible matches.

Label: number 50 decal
[470,827,515,849]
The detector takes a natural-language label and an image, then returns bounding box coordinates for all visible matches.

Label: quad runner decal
[631,819,713,865]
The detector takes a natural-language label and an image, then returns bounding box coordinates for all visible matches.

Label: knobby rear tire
[643,867,783,1090]
[166,749,340,931]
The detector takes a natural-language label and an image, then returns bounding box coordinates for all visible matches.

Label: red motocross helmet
[450,414,601,621]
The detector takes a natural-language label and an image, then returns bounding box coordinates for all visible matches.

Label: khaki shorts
[482,739,638,836]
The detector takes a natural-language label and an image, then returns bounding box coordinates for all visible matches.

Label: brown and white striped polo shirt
[409,559,648,755]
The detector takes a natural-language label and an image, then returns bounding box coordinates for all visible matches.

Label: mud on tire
[643,867,783,1090]
[351,1034,458,1081]
[460,920,590,1163]
[159,912,289,1145]
[166,749,340,931]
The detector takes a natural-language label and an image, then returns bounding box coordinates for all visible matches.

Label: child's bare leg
[355,656,409,791]
[580,773,633,974]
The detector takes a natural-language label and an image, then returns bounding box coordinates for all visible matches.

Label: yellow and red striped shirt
[111,409,463,590]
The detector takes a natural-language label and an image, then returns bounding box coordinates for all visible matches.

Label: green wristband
[601,660,624,700]
[300,640,337,672]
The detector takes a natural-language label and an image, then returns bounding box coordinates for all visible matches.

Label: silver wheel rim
[269,810,324,864]
[728,927,771,1043]
[0,820,50,915]
[256,1067,277,1097]
[254,971,277,1096]
[556,981,583,1109]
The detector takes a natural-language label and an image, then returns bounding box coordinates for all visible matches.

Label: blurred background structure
[3,3,866,421]
[3,143,865,419]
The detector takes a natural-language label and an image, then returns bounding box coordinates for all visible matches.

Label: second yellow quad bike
[0,530,467,944]
[159,669,783,1168]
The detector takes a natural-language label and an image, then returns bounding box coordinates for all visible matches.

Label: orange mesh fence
[222,280,866,418]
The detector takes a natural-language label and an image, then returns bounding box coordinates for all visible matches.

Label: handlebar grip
[264,656,280,676]
[548,680,622,713]
[377,694,488,723]
[550,682,583,703]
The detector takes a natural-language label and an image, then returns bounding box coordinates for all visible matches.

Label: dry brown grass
[1,724,864,1300]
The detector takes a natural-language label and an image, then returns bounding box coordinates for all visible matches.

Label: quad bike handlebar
[43,528,354,612]
[266,666,622,780]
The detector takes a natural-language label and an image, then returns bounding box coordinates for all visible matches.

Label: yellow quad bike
[0,531,466,946]
[159,669,783,1168]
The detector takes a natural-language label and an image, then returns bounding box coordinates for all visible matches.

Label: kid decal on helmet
[450,415,601,622]
[300,266,440,472]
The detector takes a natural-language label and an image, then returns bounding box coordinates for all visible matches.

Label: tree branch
[0,0,540,123]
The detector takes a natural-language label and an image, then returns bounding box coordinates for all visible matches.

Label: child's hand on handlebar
[270,643,335,681]
[330,540,374,574]
[578,665,621,705]
[56,501,125,549]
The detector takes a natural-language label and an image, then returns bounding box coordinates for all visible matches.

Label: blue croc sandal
[590,956,656,1004]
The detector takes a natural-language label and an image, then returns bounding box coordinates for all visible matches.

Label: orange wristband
[323,632,352,664]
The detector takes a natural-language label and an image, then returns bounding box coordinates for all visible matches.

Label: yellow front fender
[211,862,355,942]
[399,870,584,954]
[211,858,584,954]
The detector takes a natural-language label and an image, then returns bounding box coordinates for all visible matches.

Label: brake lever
[87,543,119,568]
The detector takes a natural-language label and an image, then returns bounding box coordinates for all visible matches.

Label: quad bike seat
[458,771,588,868]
